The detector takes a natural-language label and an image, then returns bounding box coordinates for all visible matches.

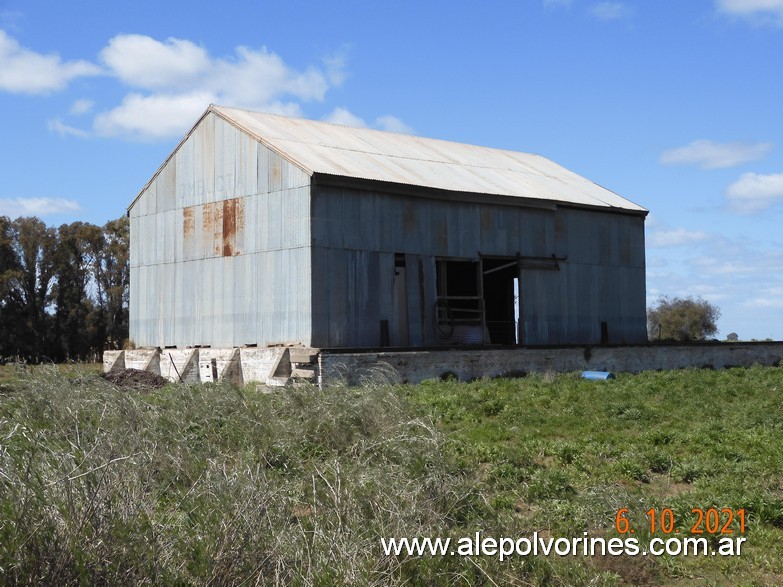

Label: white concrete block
[103,350,125,373]
[124,349,160,373]
[239,347,286,384]
[199,348,241,385]
[160,349,198,383]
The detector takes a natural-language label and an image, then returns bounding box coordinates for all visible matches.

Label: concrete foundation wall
[104,346,295,386]
[105,343,783,386]
[320,343,783,385]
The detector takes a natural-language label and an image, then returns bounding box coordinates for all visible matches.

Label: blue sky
[1,0,782,340]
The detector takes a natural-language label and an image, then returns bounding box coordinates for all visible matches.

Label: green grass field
[1,365,782,585]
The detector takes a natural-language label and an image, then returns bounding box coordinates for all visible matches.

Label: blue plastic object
[581,370,615,380]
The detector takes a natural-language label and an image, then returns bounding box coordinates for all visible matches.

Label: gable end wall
[129,112,313,348]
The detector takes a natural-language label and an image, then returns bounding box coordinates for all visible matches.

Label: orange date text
[614,507,746,535]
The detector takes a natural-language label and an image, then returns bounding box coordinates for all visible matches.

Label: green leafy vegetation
[1,366,782,585]
[647,295,721,341]
[0,215,129,363]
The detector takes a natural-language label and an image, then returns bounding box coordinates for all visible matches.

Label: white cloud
[87,34,346,140]
[47,119,89,138]
[647,227,710,247]
[649,234,783,339]
[215,45,330,105]
[660,139,773,169]
[690,256,760,275]
[100,34,211,91]
[0,30,101,94]
[324,107,414,134]
[684,284,733,301]
[14,31,394,142]
[94,92,306,140]
[324,106,367,127]
[100,34,334,105]
[591,2,632,20]
[322,49,349,86]
[375,115,414,134]
[0,197,80,218]
[93,92,307,141]
[689,242,783,275]
[742,291,783,309]
[70,99,94,115]
[646,256,669,269]
[716,0,783,25]
[726,172,783,213]
[740,284,783,310]
[92,92,218,140]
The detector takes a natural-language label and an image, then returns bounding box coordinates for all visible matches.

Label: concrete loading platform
[104,342,783,387]
[104,347,319,387]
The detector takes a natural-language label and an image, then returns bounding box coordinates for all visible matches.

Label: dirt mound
[102,368,169,390]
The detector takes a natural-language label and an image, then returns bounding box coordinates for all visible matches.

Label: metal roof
[211,105,647,214]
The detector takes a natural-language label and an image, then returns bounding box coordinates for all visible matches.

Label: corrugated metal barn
[129,105,648,350]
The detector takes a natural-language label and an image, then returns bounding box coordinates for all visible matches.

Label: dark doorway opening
[482,257,519,345]
[435,259,484,344]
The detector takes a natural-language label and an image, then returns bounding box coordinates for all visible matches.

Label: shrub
[647,296,721,341]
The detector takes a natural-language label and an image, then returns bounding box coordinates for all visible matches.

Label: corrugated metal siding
[513,208,647,345]
[130,107,647,350]
[312,186,557,258]
[310,186,646,348]
[130,112,312,348]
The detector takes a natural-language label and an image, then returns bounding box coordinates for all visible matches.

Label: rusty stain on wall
[183,206,195,252]
[234,198,245,255]
[202,202,214,246]
[222,198,237,256]
[213,202,224,257]
[271,158,282,189]
[182,198,244,260]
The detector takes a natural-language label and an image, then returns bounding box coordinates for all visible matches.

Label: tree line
[0,215,129,363]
